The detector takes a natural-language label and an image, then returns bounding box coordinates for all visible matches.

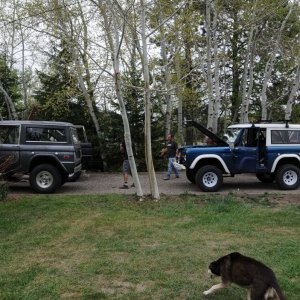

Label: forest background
[0,0,300,198]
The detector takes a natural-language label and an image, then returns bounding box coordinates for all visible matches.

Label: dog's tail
[265,286,286,300]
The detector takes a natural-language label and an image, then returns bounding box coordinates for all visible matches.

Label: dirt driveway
[6,171,300,201]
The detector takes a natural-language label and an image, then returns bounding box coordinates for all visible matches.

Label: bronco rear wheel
[275,164,300,190]
[30,164,62,194]
[195,165,223,192]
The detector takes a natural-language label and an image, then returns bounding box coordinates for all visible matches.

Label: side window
[0,126,19,144]
[239,128,258,147]
[271,130,300,144]
[26,127,67,143]
[70,128,80,144]
[240,129,248,146]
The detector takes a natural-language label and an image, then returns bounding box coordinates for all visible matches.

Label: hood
[185,120,229,146]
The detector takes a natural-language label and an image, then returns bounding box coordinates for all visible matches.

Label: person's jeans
[166,157,179,178]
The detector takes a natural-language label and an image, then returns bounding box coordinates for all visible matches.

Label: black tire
[68,171,82,182]
[186,168,195,183]
[29,164,62,194]
[256,173,275,183]
[195,165,223,192]
[275,164,300,190]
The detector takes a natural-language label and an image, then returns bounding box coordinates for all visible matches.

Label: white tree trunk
[212,3,220,133]
[206,0,214,130]
[102,0,144,198]
[261,4,293,120]
[52,0,108,169]
[140,0,160,200]
[240,23,255,123]
[246,50,255,120]
[175,50,184,145]
[160,13,172,138]
[20,26,29,119]
[285,55,300,120]
[0,81,18,120]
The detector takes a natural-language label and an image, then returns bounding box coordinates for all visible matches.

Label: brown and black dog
[203,252,286,300]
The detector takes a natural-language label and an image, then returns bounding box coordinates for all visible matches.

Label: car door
[232,128,259,173]
[0,125,20,174]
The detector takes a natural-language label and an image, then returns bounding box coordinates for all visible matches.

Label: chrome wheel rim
[36,171,54,189]
[283,170,298,186]
[203,172,218,187]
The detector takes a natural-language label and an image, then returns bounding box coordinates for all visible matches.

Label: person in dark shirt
[119,141,132,189]
[164,134,180,180]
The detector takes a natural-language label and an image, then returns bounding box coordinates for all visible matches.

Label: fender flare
[271,154,300,173]
[28,154,68,173]
[190,154,230,174]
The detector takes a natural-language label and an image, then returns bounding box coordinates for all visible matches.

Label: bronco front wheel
[195,165,223,192]
[275,164,300,190]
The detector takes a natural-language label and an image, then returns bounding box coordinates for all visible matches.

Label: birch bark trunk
[285,55,300,120]
[175,49,184,145]
[140,0,160,200]
[212,3,220,133]
[102,0,144,198]
[0,81,18,120]
[20,24,28,118]
[206,0,214,130]
[239,24,255,123]
[261,4,293,120]
[159,12,172,138]
[54,0,106,168]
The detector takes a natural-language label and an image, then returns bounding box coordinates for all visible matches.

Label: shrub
[0,182,8,201]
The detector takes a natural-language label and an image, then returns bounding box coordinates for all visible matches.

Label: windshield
[225,128,242,146]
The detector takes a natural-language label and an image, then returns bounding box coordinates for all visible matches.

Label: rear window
[0,125,19,144]
[70,127,80,144]
[26,127,67,143]
[271,130,300,144]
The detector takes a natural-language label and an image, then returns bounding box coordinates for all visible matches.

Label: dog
[203,252,286,300]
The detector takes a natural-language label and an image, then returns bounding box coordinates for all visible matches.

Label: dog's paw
[203,290,210,296]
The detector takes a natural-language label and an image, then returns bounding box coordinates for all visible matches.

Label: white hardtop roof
[228,123,300,129]
[0,120,74,126]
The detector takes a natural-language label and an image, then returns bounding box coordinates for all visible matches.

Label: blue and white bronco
[181,121,300,192]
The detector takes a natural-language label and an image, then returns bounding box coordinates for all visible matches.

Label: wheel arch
[190,155,230,174]
[271,155,300,173]
[29,156,67,175]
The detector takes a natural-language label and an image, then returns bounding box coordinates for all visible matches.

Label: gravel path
[6,171,300,196]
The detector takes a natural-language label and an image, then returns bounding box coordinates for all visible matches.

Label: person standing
[204,127,216,145]
[119,141,132,189]
[164,133,180,180]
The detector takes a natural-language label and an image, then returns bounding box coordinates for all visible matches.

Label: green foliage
[33,45,88,123]
[0,183,8,201]
[114,58,165,171]
[0,54,22,119]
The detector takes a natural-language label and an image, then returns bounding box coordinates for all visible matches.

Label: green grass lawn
[0,193,299,299]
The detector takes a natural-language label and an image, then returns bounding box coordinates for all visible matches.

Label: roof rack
[252,119,291,128]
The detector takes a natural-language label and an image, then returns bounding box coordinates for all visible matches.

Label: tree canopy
[0,0,299,175]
